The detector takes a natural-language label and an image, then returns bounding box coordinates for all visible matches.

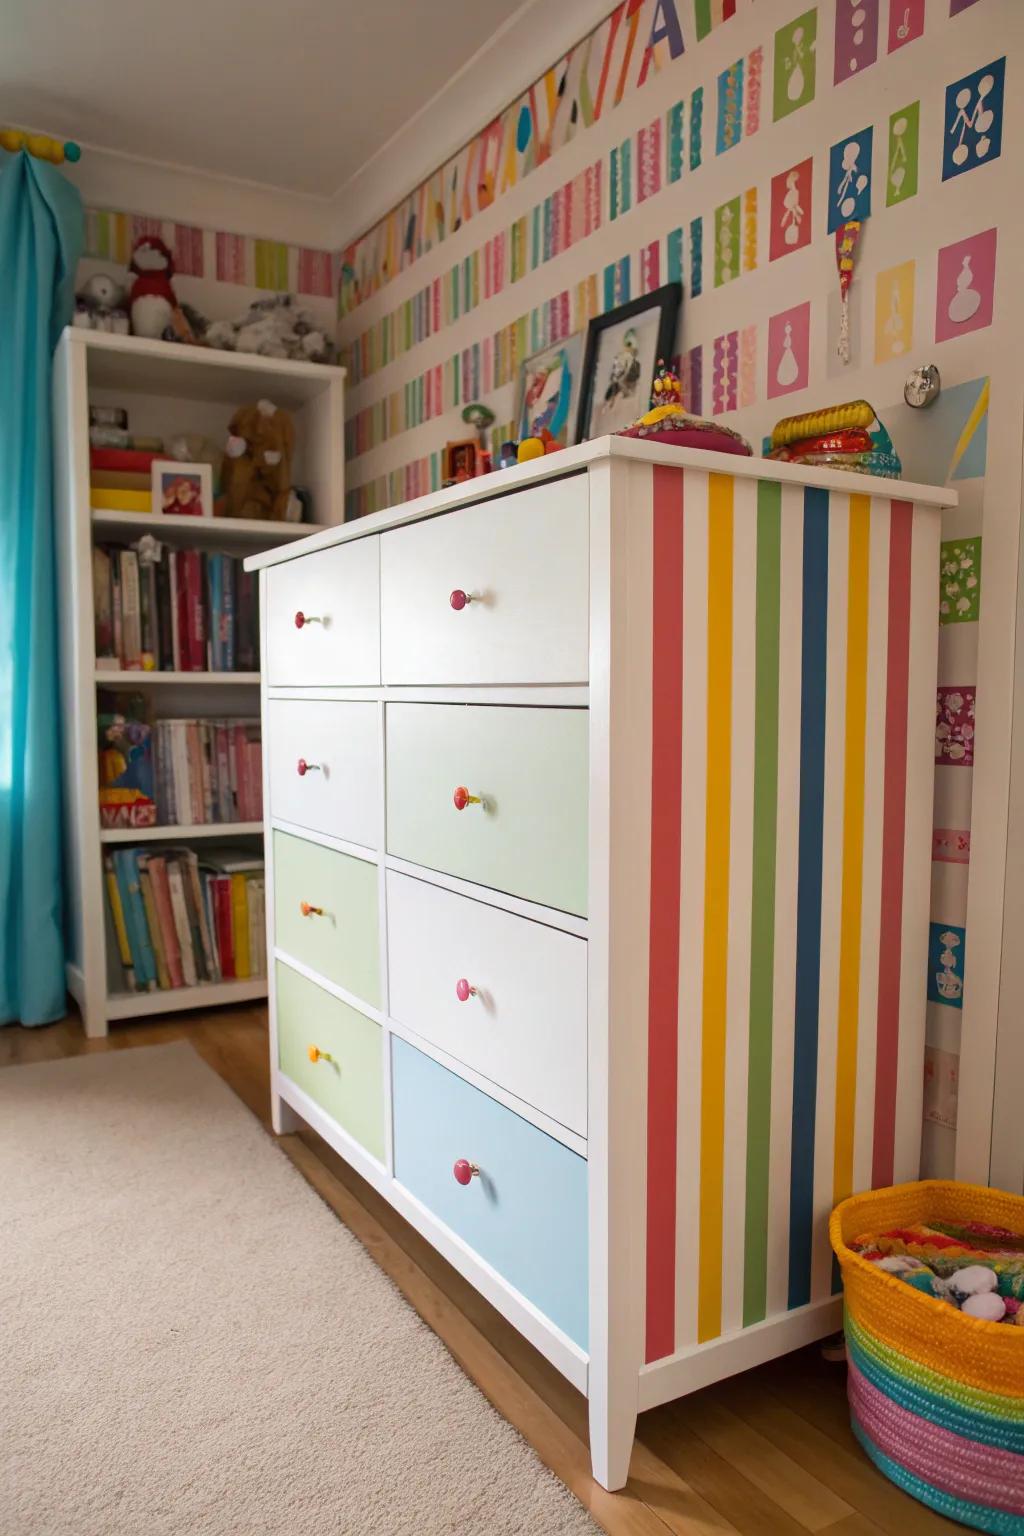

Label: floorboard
[0,1006,958,1536]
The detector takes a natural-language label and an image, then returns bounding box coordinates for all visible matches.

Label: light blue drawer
[391,1037,588,1347]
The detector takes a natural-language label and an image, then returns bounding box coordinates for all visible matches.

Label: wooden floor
[0,1007,958,1536]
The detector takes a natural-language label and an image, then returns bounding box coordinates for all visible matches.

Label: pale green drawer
[276,961,385,1162]
[273,831,380,1008]
[385,704,588,917]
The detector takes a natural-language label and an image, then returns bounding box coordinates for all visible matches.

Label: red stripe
[723,0,737,18]
[872,502,913,1186]
[646,465,684,1362]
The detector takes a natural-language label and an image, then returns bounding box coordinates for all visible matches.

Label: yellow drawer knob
[300,901,324,918]
[307,1045,335,1065]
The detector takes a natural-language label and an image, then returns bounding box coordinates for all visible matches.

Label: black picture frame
[574,282,682,444]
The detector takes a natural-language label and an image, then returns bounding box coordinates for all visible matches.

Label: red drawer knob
[449,589,472,611]
[453,785,481,811]
[296,758,321,776]
[294,611,322,628]
[455,978,477,1002]
[300,902,324,918]
[453,1158,480,1186]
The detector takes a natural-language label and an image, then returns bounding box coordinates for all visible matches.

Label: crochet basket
[830,1181,1024,1535]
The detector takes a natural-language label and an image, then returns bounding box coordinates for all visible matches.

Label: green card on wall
[715,197,742,287]
[773,9,817,122]
[887,102,920,207]
[939,537,982,625]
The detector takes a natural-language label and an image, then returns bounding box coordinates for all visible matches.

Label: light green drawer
[276,961,385,1162]
[385,704,588,917]
[273,831,380,1008]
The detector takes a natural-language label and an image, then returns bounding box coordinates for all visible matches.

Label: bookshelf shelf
[106,976,268,1021]
[55,327,345,1037]
[95,670,261,686]
[100,822,264,843]
[92,509,315,542]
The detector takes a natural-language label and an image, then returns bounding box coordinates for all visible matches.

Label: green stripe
[845,1313,1024,1422]
[743,479,781,1327]
[694,0,712,41]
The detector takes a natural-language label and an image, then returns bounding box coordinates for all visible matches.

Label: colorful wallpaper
[337,0,1020,1173]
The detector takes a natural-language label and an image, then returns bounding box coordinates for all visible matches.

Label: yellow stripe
[833,496,870,1204]
[946,378,990,481]
[698,473,734,1343]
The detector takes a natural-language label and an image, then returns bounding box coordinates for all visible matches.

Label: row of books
[98,694,263,829]
[94,539,258,672]
[90,445,165,515]
[104,844,266,993]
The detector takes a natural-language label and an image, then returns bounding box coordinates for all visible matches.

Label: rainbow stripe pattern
[638,465,940,1360]
[832,1183,1024,1534]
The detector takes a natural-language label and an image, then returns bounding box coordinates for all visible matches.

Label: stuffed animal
[128,235,196,342]
[73,272,130,333]
[220,399,300,521]
[205,294,334,364]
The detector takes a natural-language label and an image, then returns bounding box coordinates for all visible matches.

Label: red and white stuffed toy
[128,235,193,341]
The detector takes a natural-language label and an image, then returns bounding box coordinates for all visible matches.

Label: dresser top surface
[245,435,955,573]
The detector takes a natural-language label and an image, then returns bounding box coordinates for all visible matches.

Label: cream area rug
[0,1044,597,1536]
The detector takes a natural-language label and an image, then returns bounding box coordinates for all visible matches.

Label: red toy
[128,235,194,341]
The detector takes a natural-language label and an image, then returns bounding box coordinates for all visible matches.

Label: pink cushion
[621,425,752,455]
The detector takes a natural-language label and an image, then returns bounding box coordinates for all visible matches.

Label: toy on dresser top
[618,359,752,455]
[768,400,903,478]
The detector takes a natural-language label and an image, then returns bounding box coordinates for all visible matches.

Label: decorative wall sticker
[690,217,704,297]
[950,0,982,13]
[828,128,873,231]
[924,1045,960,1126]
[935,686,975,766]
[834,0,879,84]
[773,9,818,121]
[715,198,741,286]
[681,343,704,414]
[767,301,810,397]
[935,228,997,343]
[739,325,757,407]
[668,99,685,181]
[770,158,813,260]
[691,86,705,170]
[695,0,737,41]
[746,46,764,135]
[945,377,990,479]
[743,187,758,272]
[716,58,745,152]
[943,58,1005,182]
[927,922,966,1009]
[933,828,971,864]
[874,260,915,363]
[887,0,924,51]
[834,220,863,363]
[638,119,663,201]
[939,536,982,625]
[713,331,739,413]
[886,102,919,206]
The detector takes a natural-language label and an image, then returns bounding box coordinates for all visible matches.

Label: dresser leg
[589,1394,637,1492]
[271,1092,301,1135]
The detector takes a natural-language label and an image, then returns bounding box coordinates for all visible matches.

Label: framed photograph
[151,460,213,518]
[514,333,584,448]
[575,283,682,442]
[442,439,479,484]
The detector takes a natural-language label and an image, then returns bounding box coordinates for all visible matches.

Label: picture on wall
[514,334,584,448]
[575,283,681,442]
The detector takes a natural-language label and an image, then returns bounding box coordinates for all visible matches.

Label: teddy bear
[219,399,301,521]
[73,272,130,333]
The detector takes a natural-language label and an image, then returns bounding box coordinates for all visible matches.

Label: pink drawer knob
[453,785,481,811]
[453,1158,480,1186]
[455,978,477,1002]
[296,758,321,777]
[449,589,473,611]
[294,610,322,629]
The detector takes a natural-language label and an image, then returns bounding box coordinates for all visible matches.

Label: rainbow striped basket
[831,1181,1024,1534]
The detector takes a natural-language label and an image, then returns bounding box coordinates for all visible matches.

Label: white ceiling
[2,0,525,199]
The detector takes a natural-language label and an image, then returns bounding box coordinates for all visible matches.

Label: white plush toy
[205,294,334,363]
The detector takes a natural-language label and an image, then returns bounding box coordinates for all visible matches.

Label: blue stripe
[788,487,829,1309]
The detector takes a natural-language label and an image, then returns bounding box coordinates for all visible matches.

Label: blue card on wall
[927,921,966,1009]
[828,127,873,232]
[943,58,1005,181]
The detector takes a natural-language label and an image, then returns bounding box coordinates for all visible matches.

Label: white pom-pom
[962,1292,1006,1322]
[951,1265,998,1296]
[257,398,277,418]
[225,434,247,459]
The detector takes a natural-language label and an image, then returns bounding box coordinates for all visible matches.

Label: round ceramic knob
[455,978,477,1002]
[453,1158,480,1186]
[300,902,324,918]
[297,758,321,776]
[452,785,481,811]
[450,589,471,611]
[307,1044,334,1065]
[294,611,321,628]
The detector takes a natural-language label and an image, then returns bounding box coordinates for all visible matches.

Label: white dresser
[247,438,951,1489]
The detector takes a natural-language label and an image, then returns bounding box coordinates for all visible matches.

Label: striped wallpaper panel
[639,467,938,1360]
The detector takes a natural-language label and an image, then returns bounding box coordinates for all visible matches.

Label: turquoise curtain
[0,153,83,1024]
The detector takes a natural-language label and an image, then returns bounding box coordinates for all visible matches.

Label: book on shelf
[97,691,263,828]
[93,536,259,672]
[103,843,266,993]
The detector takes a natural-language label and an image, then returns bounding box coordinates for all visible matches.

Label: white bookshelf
[54,328,345,1037]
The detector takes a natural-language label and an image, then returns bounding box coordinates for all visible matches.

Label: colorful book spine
[103,852,135,990]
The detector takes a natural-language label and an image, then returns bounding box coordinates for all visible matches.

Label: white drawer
[266,538,380,686]
[268,699,378,847]
[380,479,589,684]
[386,871,587,1136]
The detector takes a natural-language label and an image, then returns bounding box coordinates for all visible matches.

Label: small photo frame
[151,460,213,518]
[514,333,584,448]
[442,439,479,484]
[575,283,682,443]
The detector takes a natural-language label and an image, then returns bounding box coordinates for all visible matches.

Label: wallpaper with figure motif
[336,0,1024,1177]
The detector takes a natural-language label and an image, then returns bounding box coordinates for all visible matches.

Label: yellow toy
[770,400,875,450]
[517,436,546,462]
